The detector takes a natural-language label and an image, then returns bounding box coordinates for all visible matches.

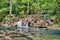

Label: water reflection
[0,26,60,36]
[14,27,60,36]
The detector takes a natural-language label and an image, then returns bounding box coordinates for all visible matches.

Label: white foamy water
[15,19,29,34]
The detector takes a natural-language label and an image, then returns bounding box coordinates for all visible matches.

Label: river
[0,26,60,40]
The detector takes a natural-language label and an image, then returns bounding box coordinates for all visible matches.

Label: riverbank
[0,28,60,40]
[0,15,59,29]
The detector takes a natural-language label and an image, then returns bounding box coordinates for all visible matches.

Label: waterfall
[44,15,46,20]
[15,20,23,33]
[16,20,22,27]
[15,19,29,34]
[16,19,28,27]
[43,15,53,25]
[43,15,47,22]
[47,18,54,24]
[22,20,29,34]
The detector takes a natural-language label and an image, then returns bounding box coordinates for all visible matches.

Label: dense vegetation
[0,0,60,26]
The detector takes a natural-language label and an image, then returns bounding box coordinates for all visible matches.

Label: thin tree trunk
[27,1,29,14]
[37,0,40,14]
[10,0,12,14]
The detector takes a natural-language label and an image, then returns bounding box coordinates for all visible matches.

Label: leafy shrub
[0,16,5,21]
[3,14,15,21]
[0,13,7,21]
[19,11,25,18]
[55,10,60,19]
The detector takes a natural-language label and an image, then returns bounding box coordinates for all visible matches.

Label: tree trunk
[10,0,12,14]
[27,1,29,14]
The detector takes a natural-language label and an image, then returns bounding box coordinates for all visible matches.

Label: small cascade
[48,18,54,24]
[15,19,29,34]
[16,20,23,27]
[22,20,29,34]
[43,15,54,25]
[43,15,47,21]
[15,20,22,33]
[15,19,29,28]
[22,20,27,27]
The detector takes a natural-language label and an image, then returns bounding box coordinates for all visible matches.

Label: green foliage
[56,13,60,21]
[0,7,9,12]
[0,16,5,21]
[3,14,15,21]
[0,0,60,23]
[19,11,25,18]
[0,0,9,13]
[58,22,60,27]
[46,10,54,17]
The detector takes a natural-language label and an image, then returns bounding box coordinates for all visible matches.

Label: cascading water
[15,20,23,33]
[15,19,29,34]
[43,15,54,25]
[16,20,22,27]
